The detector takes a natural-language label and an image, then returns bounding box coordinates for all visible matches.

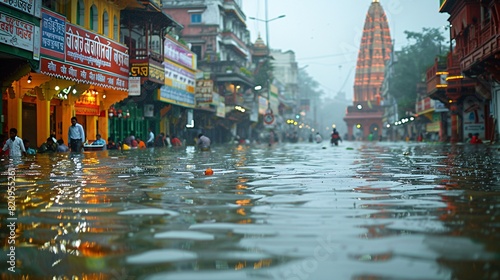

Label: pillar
[6,89,22,138]
[36,99,51,146]
[61,98,75,145]
[86,115,97,142]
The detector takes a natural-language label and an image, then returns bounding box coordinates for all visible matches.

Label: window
[113,16,119,41]
[191,14,202,24]
[191,45,202,60]
[77,0,85,26]
[90,5,98,31]
[103,11,109,36]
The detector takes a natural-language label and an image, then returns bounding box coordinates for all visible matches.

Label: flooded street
[1,141,500,280]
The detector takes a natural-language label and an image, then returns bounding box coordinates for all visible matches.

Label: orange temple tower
[344,0,392,140]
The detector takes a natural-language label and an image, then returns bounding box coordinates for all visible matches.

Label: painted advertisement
[164,36,195,69]
[462,96,485,138]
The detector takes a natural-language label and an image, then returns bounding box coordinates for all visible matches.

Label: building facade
[163,0,258,143]
[439,0,500,142]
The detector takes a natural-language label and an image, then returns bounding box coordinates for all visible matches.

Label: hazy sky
[242,0,450,100]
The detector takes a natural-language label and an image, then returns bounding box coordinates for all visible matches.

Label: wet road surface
[1,141,499,279]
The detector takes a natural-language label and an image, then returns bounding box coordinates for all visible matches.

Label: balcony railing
[459,20,499,64]
[129,48,163,63]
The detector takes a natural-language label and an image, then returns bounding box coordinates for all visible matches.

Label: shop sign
[40,57,129,91]
[130,62,164,84]
[75,93,99,116]
[40,8,65,60]
[216,97,225,118]
[463,96,485,137]
[0,11,36,52]
[195,79,213,103]
[1,0,42,17]
[164,36,195,69]
[426,121,440,132]
[158,86,195,108]
[75,105,100,116]
[128,76,141,96]
[65,23,129,77]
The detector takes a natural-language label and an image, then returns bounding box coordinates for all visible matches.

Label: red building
[344,0,393,140]
[439,0,500,142]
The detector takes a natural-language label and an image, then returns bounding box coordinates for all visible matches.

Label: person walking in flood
[315,132,323,143]
[197,133,211,151]
[68,117,85,153]
[331,128,342,146]
[2,128,26,157]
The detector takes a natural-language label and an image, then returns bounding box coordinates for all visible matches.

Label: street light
[249,0,285,112]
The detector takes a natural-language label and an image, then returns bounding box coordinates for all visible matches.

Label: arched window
[103,11,109,36]
[90,5,98,32]
[77,0,85,26]
[113,15,119,41]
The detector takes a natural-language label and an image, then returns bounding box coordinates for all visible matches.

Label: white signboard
[128,76,141,96]
[0,12,35,52]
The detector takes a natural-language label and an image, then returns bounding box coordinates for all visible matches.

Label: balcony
[425,56,448,103]
[129,48,163,63]
[198,60,254,86]
[223,0,247,25]
[460,21,500,74]
[221,31,250,58]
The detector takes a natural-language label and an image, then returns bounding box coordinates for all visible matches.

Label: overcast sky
[242,0,450,100]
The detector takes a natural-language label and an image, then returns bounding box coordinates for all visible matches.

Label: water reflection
[1,142,499,279]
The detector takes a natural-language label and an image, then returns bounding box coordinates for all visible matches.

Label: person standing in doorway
[68,117,85,153]
[2,128,26,157]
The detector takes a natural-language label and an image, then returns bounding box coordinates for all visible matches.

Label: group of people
[2,116,215,157]
[2,117,100,157]
[118,129,210,151]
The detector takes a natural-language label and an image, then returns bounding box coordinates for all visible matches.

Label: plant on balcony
[240,67,253,78]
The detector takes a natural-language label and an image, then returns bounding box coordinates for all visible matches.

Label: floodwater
[1,141,499,280]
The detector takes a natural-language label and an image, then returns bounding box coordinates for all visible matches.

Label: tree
[298,67,324,128]
[388,28,447,116]
[298,67,323,101]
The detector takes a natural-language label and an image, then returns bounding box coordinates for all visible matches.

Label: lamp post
[249,0,285,112]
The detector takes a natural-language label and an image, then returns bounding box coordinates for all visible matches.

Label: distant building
[344,0,392,140]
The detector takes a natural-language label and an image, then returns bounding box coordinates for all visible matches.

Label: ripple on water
[117,208,179,216]
[154,230,215,240]
[126,249,197,264]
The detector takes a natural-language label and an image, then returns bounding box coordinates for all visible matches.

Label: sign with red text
[0,11,36,52]
[65,23,129,77]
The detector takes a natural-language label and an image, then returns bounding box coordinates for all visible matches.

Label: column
[36,99,51,146]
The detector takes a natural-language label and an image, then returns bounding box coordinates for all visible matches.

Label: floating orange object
[204,168,214,175]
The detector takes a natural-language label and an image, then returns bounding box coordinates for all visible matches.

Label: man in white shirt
[68,117,85,153]
[147,128,155,148]
[2,128,26,157]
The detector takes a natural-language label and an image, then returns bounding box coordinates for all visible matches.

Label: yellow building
[1,0,132,147]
